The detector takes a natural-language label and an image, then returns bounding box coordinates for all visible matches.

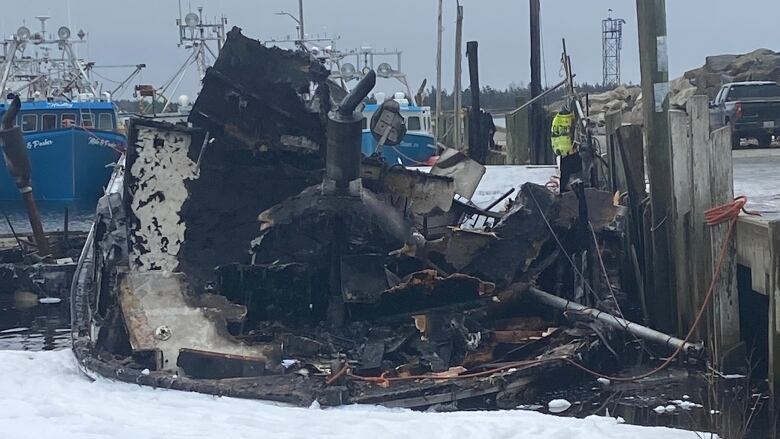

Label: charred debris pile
[72,28,695,410]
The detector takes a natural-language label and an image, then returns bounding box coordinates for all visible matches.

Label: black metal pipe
[326,70,376,190]
[339,70,376,116]
[528,287,702,357]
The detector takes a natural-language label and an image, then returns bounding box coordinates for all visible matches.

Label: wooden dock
[602,97,780,399]
[736,215,780,396]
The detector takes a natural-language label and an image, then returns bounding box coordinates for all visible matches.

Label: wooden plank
[605,110,625,193]
[505,102,529,165]
[669,109,694,333]
[616,125,650,316]
[769,220,780,400]
[736,216,772,295]
[689,95,713,341]
[709,125,740,367]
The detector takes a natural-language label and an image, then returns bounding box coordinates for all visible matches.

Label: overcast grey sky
[4,1,779,99]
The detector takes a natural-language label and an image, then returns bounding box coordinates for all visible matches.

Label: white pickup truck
[709,81,780,147]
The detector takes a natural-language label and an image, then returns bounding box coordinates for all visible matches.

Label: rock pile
[588,48,780,125]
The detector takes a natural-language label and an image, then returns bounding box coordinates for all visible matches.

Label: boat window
[21,114,37,133]
[81,113,94,128]
[98,113,114,130]
[42,114,58,130]
[407,116,421,131]
[62,113,77,127]
[362,117,368,130]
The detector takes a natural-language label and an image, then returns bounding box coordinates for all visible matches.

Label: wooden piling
[636,0,676,332]
[528,0,545,165]
[453,3,463,150]
[689,95,714,341]
[709,126,741,369]
[669,109,694,335]
[667,95,741,370]
[466,41,486,164]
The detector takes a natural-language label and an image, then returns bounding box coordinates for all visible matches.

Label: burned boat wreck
[71,28,699,409]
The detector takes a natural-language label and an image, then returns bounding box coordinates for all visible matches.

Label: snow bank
[0,349,705,439]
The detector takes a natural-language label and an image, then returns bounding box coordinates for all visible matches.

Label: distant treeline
[423,82,630,112]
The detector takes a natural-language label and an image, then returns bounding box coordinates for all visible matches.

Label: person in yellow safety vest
[550,105,581,192]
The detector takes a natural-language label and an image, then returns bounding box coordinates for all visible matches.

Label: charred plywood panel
[119,271,278,372]
[126,123,203,272]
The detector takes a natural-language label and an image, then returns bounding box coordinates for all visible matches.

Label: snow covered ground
[0,349,707,439]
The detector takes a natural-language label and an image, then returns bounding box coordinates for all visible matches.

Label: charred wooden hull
[70,27,633,410]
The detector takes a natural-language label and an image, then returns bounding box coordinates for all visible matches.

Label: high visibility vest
[551,112,575,157]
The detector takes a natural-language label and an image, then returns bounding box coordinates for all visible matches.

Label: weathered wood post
[689,95,714,341]
[709,125,741,370]
[669,109,694,334]
[616,124,650,323]
[528,0,545,165]
[453,3,463,149]
[604,110,625,193]
[505,100,529,165]
[636,0,676,331]
[674,95,741,370]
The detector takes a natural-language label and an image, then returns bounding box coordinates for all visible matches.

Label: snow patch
[548,399,572,413]
[0,349,709,439]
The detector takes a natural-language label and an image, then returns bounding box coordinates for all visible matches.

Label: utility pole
[636,0,676,332]
[529,0,545,164]
[298,0,305,41]
[453,2,463,149]
[467,41,486,163]
[435,0,443,148]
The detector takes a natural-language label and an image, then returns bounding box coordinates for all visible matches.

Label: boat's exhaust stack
[0,95,50,257]
[325,70,376,193]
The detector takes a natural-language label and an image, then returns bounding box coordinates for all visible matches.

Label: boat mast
[0,40,20,96]
[0,17,95,100]
[435,0,442,147]
[158,5,227,112]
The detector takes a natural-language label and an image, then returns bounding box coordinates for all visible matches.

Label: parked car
[709,81,780,147]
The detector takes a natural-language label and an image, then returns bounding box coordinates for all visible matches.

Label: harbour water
[0,293,69,351]
[0,202,84,351]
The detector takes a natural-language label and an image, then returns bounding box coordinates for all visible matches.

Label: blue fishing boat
[361,96,438,166]
[0,100,123,202]
[0,18,125,203]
